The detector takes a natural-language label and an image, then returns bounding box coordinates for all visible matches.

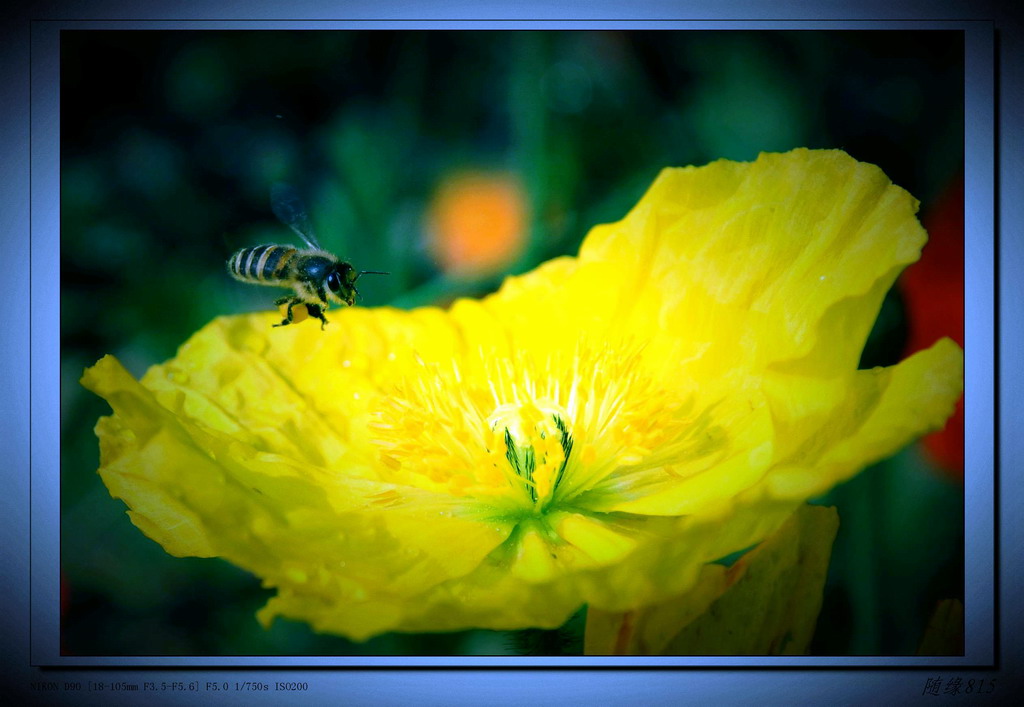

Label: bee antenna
[354,270,390,281]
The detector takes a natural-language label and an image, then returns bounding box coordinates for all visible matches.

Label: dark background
[60,30,964,655]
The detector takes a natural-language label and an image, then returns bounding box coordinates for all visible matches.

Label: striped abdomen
[228,245,298,284]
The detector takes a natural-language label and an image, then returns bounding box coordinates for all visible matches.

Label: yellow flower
[81,149,962,642]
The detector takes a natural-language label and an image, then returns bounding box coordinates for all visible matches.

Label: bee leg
[307,303,329,330]
[272,297,299,327]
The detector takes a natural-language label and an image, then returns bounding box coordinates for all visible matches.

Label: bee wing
[270,182,321,250]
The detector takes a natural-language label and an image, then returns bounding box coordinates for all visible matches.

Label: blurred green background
[61,30,964,656]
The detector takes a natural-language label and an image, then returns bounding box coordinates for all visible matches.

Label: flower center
[366,342,704,514]
[486,400,573,506]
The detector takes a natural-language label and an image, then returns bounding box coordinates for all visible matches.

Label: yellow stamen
[368,341,707,516]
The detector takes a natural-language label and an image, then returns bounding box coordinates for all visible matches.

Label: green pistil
[503,415,574,508]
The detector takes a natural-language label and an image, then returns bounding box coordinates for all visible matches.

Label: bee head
[325,263,388,307]
[326,263,358,306]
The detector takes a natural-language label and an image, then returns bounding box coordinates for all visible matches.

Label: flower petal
[576,387,776,515]
[755,337,963,500]
[347,498,803,634]
[585,504,839,655]
[82,353,512,641]
[577,149,927,379]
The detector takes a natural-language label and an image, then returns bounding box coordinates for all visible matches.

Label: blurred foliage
[61,30,964,656]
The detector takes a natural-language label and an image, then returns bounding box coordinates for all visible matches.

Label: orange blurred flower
[901,170,964,478]
[425,171,528,275]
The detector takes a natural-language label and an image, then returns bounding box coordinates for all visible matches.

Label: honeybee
[228,183,388,329]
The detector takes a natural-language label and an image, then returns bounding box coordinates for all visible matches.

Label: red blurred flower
[900,170,964,478]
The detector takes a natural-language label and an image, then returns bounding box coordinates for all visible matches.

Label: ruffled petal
[754,337,963,500]
[576,149,927,379]
[82,353,511,641]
